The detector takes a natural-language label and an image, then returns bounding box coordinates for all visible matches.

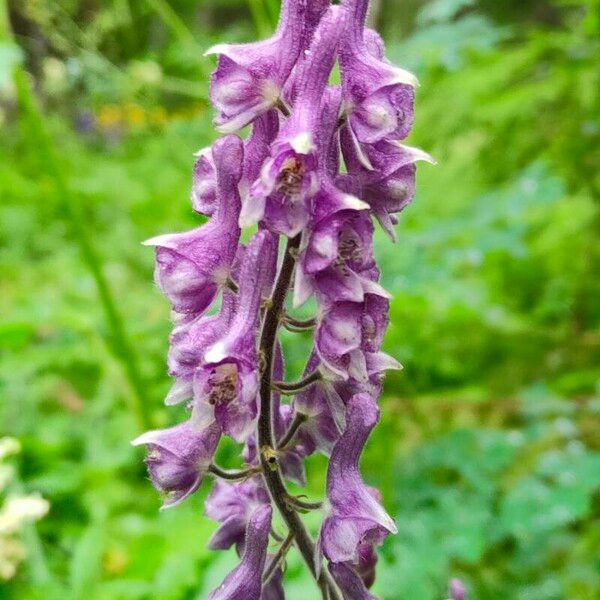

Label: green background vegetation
[1,0,599,598]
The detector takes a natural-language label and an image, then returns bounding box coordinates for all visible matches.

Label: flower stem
[257,235,341,600]
[208,464,261,481]
[272,370,322,395]
[286,495,323,511]
[262,532,294,585]
[282,315,316,331]
[277,412,308,450]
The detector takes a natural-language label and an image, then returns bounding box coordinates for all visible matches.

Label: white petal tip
[142,234,173,247]
[290,132,315,154]
[342,194,370,211]
[203,44,228,57]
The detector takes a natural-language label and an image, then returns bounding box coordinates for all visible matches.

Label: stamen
[207,363,238,405]
[275,157,305,197]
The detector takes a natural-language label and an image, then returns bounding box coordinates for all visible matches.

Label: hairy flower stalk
[134,1,429,597]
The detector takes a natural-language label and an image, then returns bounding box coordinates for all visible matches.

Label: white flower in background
[0,437,49,581]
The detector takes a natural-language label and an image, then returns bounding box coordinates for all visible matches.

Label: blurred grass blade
[12,67,151,431]
[246,0,274,37]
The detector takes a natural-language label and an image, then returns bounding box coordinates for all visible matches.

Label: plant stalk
[257,236,341,600]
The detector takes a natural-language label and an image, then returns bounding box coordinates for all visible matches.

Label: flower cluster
[134,1,432,597]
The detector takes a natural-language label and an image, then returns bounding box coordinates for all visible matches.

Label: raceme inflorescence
[133,0,433,597]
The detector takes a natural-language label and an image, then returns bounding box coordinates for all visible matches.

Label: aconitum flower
[136,1,429,597]
[206,0,308,133]
[205,478,270,552]
[315,294,390,382]
[144,135,243,315]
[317,394,397,564]
[132,421,220,509]
[339,0,417,146]
[207,505,272,599]
[449,578,467,600]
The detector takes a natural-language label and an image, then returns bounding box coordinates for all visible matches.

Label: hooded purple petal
[339,133,434,240]
[132,420,220,509]
[206,0,309,133]
[318,394,396,564]
[145,135,243,315]
[208,504,272,599]
[205,478,270,552]
[328,562,376,600]
[339,0,417,145]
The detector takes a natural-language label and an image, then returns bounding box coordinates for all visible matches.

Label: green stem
[12,67,150,431]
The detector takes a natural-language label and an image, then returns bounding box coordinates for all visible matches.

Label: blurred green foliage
[0,0,599,598]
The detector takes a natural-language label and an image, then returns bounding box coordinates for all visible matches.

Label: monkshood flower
[144,135,243,315]
[132,420,220,509]
[328,562,376,600]
[339,0,417,147]
[205,0,308,133]
[317,393,396,565]
[293,352,343,456]
[242,6,348,237]
[205,478,270,552]
[340,130,435,240]
[299,210,389,305]
[192,230,277,440]
[315,294,391,382]
[208,505,272,599]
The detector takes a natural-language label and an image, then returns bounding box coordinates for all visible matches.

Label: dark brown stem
[262,532,294,585]
[286,494,323,511]
[275,98,291,117]
[208,464,260,481]
[257,235,341,600]
[282,315,316,331]
[272,370,322,395]
[277,412,308,450]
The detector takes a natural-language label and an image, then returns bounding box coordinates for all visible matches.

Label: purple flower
[144,135,243,315]
[339,0,417,145]
[132,420,220,509]
[340,134,435,240]
[208,504,272,600]
[298,209,392,306]
[191,146,216,216]
[449,579,467,600]
[328,562,376,600]
[164,290,237,406]
[242,6,348,237]
[205,0,308,133]
[205,478,270,552]
[293,352,343,456]
[192,230,277,441]
[315,294,391,382]
[317,394,396,564]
